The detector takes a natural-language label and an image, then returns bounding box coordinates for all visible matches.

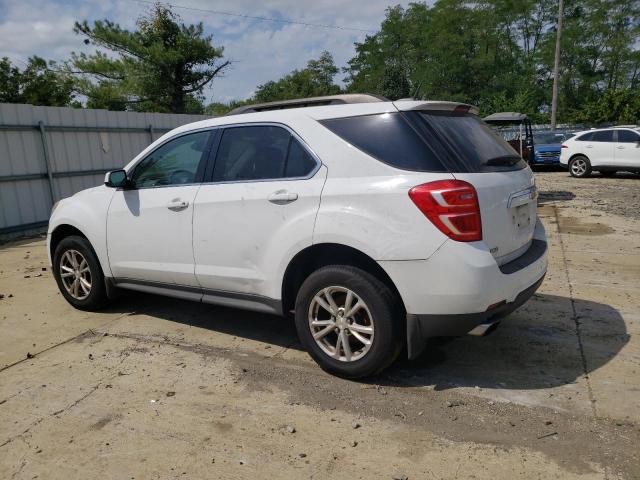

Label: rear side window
[618,130,640,143]
[320,113,447,172]
[321,111,525,173]
[576,132,594,141]
[411,111,526,171]
[212,126,317,181]
[592,130,614,142]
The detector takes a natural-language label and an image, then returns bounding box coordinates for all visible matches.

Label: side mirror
[104,169,128,188]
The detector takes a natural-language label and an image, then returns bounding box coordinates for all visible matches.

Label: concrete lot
[1,171,639,479]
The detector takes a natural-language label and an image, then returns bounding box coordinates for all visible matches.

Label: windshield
[409,111,526,172]
[534,132,565,144]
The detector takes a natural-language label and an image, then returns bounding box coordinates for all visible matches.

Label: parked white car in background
[560,127,640,177]
[47,94,547,378]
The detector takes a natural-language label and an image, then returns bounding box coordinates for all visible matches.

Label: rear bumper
[405,273,544,358]
[378,219,548,359]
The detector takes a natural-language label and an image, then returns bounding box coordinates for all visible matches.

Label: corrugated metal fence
[0,103,209,239]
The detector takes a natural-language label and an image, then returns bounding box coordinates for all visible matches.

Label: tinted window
[320,113,447,172]
[212,126,316,181]
[411,112,525,171]
[131,131,210,187]
[618,130,640,143]
[592,130,614,142]
[576,132,594,141]
[285,139,317,177]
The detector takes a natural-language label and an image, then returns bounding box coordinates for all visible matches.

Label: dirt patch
[535,171,640,220]
[557,216,615,236]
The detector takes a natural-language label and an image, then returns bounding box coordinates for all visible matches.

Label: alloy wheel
[59,249,92,300]
[308,286,374,362]
[571,158,587,176]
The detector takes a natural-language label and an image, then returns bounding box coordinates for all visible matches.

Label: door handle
[167,199,189,211]
[586,145,593,148]
[616,146,625,149]
[268,190,298,205]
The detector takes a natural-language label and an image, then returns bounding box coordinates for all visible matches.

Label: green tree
[344,0,639,124]
[0,56,74,106]
[253,51,341,103]
[71,4,229,113]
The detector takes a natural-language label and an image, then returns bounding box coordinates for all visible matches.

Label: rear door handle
[268,190,298,205]
[616,146,625,149]
[167,199,189,211]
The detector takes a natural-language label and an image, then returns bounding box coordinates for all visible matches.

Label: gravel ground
[1,171,639,479]
[536,169,640,220]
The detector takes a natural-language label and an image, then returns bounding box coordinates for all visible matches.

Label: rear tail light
[408,180,482,242]
[561,144,568,148]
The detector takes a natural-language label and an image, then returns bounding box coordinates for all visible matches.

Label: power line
[133,0,376,33]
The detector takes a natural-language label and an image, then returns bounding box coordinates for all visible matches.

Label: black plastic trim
[406,274,545,359]
[111,277,283,315]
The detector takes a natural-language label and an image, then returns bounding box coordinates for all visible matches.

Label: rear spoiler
[393,100,479,116]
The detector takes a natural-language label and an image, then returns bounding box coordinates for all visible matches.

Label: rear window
[321,111,524,173]
[320,113,447,172]
[410,111,526,171]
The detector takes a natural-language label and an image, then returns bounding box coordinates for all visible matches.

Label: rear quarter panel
[295,117,452,261]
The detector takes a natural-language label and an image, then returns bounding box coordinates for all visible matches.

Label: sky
[0,0,416,104]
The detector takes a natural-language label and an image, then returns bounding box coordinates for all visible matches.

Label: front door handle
[167,199,189,211]
[268,190,298,205]
[586,144,593,148]
[616,146,625,149]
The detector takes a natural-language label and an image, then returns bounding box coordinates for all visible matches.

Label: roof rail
[226,93,388,116]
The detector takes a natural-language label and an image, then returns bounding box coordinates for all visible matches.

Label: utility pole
[550,0,564,130]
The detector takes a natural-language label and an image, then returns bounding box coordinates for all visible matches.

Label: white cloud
[0,0,418,103]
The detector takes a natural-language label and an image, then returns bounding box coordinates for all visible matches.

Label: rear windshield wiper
[484,155,522,167]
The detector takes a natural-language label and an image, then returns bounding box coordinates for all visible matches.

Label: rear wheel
[569,155,591,178]
[294,266,402,378]
[53,235,110,311]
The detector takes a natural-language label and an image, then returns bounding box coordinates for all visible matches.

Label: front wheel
[53,235,110,311]
[569,155,592,178]
[294,265,403,378]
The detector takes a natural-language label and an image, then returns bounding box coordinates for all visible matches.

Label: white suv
[48,94,548,378]
[560,127,640,177]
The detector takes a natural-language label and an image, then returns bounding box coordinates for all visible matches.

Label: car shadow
[377,294,629,391]
[103,292,628,392]
[104,291,300,350]
[538,190,576,204]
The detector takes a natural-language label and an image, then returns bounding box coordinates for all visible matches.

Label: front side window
[592,130,614,142]
[618,130,640,143]
[131,131,211,188]
[212,125,317,181]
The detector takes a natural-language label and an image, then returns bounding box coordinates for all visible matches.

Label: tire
[600,170,616,177]
[569,155,592,178]
[53,235,110,311]
[294,265,403,378]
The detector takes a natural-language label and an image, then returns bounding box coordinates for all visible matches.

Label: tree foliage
[0,56,75,106]
[71,4,229,113]
[344,0,640,123]
[253,51,341,103]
